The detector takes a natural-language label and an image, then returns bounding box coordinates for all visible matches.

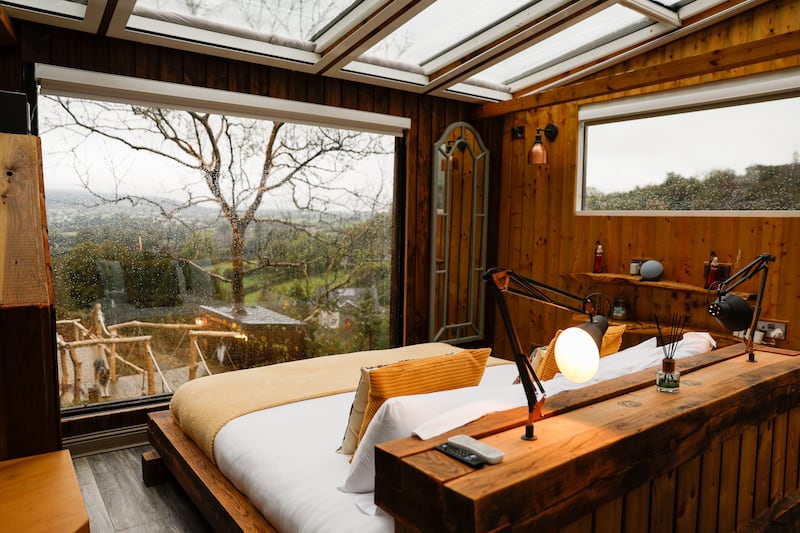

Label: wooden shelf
[563,272,754,300]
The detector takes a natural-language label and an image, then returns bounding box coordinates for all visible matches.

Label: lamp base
[521,424,537,441]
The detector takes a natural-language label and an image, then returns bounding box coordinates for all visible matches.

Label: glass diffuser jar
[656,358,680,393]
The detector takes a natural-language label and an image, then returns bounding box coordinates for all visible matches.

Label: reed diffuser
[655,314,686,393]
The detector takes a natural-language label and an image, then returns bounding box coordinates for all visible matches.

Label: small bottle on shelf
[593,241,604,273]
[611,297,627,320]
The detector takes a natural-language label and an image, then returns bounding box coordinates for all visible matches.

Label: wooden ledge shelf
[568,314,744,346]
[563,272,755,299]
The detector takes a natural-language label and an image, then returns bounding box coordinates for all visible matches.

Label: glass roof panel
[135,0,358,42]
[473,4,652,87]
[0,0,88,20]
[361,0,535,67]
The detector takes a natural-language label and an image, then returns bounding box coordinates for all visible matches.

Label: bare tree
[44,96,391,314]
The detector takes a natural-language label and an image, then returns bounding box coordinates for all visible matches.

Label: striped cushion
[356,348,491,446]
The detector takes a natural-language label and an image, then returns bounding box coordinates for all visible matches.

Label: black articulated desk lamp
[707,253,775,362]
[484,268,609,441]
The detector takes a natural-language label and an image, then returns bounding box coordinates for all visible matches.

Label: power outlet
[756,319,788,340]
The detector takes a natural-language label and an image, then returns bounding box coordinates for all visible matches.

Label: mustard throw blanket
[171,342,506,462]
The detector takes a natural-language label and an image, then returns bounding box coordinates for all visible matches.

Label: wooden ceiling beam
[0,7,17,46]
[471,29,800,119]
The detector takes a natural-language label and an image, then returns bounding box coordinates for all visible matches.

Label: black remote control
[435,443,486,467]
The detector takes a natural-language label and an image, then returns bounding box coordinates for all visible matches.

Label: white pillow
[337,368,372,454]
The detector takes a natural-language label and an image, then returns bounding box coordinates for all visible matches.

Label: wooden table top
[375,345,800,532]
[0,449,90,533]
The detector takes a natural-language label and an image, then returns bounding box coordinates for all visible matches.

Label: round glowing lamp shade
[553,327,601,383]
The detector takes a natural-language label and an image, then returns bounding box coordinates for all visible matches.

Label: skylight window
[136,0,357,41]
[361,0,534,69]
[0,0,105,32]
[473,4,652,88]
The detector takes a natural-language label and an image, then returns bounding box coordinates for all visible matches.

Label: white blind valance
[36,64,411,137]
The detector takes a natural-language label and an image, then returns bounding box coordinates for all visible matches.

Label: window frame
[36,64,410,424]
[576,67,800,217]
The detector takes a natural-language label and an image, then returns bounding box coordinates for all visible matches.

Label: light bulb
[553,327,600,383]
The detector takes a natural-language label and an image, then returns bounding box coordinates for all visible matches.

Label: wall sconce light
[528,123,558,165]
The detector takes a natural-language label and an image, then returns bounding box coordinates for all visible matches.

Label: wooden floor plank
[73,456,115,533]
[73,445,211,533]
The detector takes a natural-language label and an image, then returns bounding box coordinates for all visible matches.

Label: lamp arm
[484,270,545,396]
[713,253,775,296]
[710,253,775,361]
[484,268,599,440]
[486,268,597,318]
[744,257,773,356]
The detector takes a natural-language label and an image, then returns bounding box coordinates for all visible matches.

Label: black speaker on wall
[0,90,31,134]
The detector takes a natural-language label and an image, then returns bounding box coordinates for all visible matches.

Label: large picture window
[37,67,403,412]
[578,69,800,214]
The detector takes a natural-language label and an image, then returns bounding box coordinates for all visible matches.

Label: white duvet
[214,332,715,532]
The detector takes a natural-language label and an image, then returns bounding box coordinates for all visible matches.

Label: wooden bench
[0,450,90,533]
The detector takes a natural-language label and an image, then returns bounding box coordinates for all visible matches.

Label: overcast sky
[38,96,395,213]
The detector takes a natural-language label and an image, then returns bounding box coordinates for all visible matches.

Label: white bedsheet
[213,333,715,532]
[213,363,518,532]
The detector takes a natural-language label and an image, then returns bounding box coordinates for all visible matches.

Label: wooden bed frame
[146,344,800,533]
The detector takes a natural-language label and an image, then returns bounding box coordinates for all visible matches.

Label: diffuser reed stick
[654,313,687,359]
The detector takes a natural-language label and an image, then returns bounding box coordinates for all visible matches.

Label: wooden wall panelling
[718,434,740,531]
[770,414,789,506]
[787,407,800,494]
[623,481,650,532]
[499,112,526,353]
[389,90,407,347]
[134,41,160,82]
[159,47,183,86]
[398,91,417,343]
[738,426,759,528]
[486,0,800,350]
[593,497,623,533]
[650,470,677,533]
[0,47,21,91]
[369,83,389,114]
[698,444,722,533]
[675,455,702,531]
[402,92,424,344]
[755,418,775,515]
[205,55,229,92]
[527,117,548,338]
